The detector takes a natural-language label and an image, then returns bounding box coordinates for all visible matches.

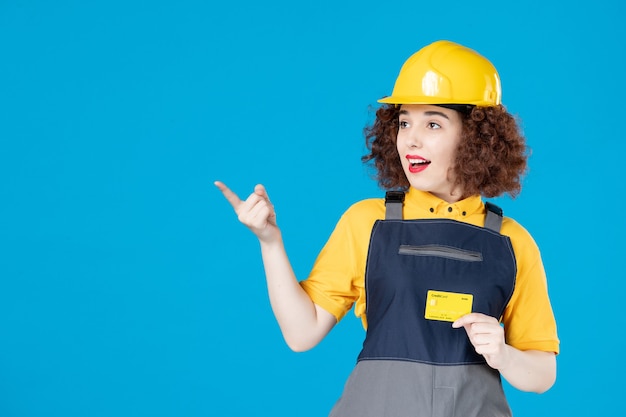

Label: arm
[452,313,556,393]
[214,181,336,352]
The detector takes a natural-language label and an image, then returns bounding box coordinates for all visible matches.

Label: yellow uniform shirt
[300,188,560,354]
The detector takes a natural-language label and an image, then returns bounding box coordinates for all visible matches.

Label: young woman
[215,40,559,417]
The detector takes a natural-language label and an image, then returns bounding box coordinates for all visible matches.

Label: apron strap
[384,191,405,220]
[484,202,503,233]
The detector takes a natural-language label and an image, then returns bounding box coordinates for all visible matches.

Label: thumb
[254,184,277,223]
[254,184,270,200]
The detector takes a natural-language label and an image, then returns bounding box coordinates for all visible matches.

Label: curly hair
[361,104,528,198]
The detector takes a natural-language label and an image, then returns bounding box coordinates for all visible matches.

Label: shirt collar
[404,188,484,218]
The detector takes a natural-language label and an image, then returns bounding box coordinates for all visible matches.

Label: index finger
[214,181,243,210]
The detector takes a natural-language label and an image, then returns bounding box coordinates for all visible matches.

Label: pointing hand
[214,181,279,242]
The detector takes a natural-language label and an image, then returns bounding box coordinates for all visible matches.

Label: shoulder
[343,198,385,220]
[332,197,386,238]
[501,216,537,245]
[500,216,542,263]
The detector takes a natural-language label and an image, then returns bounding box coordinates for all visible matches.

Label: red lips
[406,155,430,173]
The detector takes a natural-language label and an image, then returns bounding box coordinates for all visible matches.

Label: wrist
[258,228,283,247]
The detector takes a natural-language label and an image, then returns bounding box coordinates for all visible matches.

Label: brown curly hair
[361,104,528,198]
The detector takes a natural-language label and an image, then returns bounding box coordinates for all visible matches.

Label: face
[396,104,464,202]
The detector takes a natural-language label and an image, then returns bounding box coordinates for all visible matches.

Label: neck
[426,188,464,204]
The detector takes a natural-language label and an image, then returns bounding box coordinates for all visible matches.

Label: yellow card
[424,290,473,322]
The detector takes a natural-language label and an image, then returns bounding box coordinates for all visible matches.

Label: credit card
[424,290,473,322]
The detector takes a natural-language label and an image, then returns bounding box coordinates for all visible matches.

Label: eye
[428,122,441,129]
[399,120,409,129]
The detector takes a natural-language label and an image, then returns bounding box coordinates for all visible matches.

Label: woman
[215,40,559,417]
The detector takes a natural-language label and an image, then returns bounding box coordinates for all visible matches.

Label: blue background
[1,0,624,416]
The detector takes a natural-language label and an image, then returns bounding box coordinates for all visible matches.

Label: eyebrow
[399,109,450,120]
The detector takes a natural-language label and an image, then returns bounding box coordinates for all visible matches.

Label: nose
[405,129,422,148]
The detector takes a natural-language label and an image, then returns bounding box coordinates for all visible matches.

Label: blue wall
[1,1,624,415]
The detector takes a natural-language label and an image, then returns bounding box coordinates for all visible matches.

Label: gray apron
[329,192,516,417]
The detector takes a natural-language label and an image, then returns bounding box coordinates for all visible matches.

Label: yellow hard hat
[378,40,501,106]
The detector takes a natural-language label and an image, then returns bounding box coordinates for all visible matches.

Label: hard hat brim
[377,95,498,106]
